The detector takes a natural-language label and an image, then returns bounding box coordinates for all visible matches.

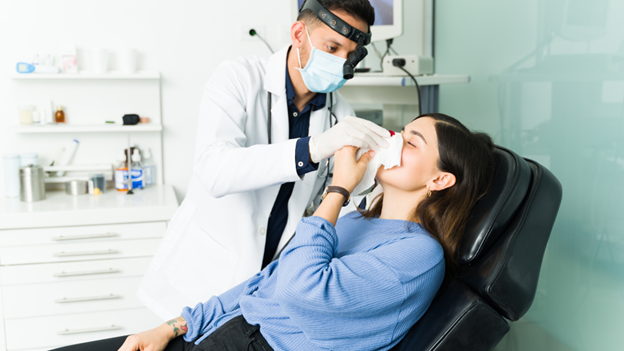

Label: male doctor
[138,0,390,320]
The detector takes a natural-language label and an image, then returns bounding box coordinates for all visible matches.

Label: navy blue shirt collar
[285,66,327,113]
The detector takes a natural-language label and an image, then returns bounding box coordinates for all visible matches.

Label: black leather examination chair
[389,146,563,351]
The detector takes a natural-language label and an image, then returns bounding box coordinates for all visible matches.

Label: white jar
[17,105,34,125]
[3,154,20,198]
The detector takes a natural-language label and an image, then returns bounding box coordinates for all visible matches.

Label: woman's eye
[327,46,336,51]
[408,142,416,147]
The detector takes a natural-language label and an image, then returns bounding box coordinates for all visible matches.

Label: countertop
[0,185,179,230]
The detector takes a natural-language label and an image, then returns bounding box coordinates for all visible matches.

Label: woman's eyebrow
[406,129,427,145]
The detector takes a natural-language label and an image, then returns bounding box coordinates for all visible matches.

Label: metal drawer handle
[55,293,121,304]
[54,268,120,278]
[51,233,118,241]
[53,249,118,257]
[57,324,121,335]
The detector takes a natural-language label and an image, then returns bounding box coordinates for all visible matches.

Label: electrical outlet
[240,25,267,42]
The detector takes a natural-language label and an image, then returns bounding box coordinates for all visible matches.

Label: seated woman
[52,113,495,351]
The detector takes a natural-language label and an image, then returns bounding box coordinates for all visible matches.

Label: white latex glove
[309,116,390,164]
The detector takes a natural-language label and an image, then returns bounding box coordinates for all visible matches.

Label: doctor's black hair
[297,0,375,29]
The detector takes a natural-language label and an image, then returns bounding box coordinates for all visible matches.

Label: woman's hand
[118,316,187,351]
[313,146,374,226]
[331,146,375,193]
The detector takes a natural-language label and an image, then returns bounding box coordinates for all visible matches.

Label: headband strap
[299,0,372,46]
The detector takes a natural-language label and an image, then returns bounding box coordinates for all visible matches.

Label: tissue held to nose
[352,132,404,196]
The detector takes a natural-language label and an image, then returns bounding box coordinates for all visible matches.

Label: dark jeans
[50,315,274,351]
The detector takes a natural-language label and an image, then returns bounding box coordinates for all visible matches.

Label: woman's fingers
[358,150,375,165]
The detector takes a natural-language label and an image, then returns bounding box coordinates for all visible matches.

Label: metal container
[65,180,88,196]
[19,165,46,202]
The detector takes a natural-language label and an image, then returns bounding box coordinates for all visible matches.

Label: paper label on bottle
[131,168,144,189]
[115,169,128,190]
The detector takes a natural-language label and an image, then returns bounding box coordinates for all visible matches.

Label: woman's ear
[291,21,306,49]
[430,172,456,192]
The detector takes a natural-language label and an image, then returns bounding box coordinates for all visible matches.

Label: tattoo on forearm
[166,316,188,337]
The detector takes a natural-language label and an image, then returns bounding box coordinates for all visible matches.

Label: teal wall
[435,1,624,350]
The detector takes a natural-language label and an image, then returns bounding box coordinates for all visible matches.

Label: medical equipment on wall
[299,0,372,79]
[382,55,434,76]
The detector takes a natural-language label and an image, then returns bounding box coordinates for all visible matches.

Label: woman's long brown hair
[360,113,495,277]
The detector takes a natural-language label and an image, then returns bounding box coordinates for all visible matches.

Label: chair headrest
[457,146,532,265]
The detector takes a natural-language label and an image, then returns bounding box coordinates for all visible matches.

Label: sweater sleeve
[181,262,277,342]
[274,216,444,350]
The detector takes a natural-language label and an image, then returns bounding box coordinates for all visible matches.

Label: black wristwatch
[322,186,351,207]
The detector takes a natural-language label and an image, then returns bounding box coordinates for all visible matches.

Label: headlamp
[299,0,372,79]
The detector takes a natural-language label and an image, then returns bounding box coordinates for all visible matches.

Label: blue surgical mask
[296,27,347,93]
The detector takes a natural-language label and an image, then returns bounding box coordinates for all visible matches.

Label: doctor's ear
[291,21,307,49]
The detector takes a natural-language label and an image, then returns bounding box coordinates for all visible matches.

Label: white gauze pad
[352,132,403,196]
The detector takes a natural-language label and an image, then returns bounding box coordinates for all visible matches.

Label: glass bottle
[55,106,65,123]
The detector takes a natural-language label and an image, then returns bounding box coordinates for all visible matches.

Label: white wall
[0,0,423,202]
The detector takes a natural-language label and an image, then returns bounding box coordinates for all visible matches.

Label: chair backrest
[391,146,562,351]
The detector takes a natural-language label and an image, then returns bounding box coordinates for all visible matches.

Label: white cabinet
[0,185,178,351]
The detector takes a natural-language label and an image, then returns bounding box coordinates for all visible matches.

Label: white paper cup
[89,49,108,74]
[117,49,137,74]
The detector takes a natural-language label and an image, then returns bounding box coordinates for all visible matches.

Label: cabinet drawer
[0,257,152,286]
[3,276,146,319]
[5,307,162,350]
[0,221,166,247]
[0,238,162,265]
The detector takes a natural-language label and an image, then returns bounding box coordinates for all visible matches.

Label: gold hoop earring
[427,187,432,198]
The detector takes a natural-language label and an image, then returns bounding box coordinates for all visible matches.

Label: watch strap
[324,186,351,207]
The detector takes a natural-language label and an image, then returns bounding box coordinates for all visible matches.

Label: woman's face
[376,117,441,193]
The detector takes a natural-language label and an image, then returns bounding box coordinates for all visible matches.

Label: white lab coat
[137,46,356,320]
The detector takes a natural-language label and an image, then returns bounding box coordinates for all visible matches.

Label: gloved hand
[309,116,390,163]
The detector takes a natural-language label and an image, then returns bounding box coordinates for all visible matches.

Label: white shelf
[9,124,163,133]
[344,73,470,87]
[10,70,160,80]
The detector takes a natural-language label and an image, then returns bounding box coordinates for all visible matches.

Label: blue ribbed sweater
[181,212,445,351]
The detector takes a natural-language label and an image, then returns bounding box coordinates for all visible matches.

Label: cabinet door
[3,276,148,319]
[0,238,162,265]
[0,222,166,247]
[0,256,152,286]
[4,307,163,350]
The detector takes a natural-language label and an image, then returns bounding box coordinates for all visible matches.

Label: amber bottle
[55,106,65,123]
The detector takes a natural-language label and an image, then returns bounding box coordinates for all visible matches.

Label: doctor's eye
[326,45,337,52]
